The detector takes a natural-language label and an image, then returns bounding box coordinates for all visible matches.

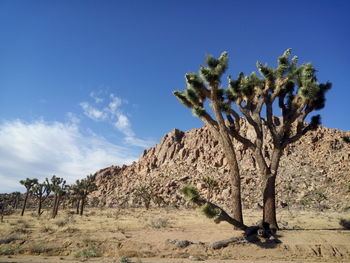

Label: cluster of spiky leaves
[32,178,51,198]
[173,51,229,117]
[20,178,38,190]
[201,203,221,220]
[71,174,97,198]
[174,49,331,122]
[202,176,219,188]
[180,185,200,201]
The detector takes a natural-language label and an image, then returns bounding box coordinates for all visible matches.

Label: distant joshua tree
[134,185,153,210]
[50,175,66,218]
[70,174,97,216]
[11,191,21,209]
[32,179,51,216]
[19,178,38,216]
[174,49,330,230]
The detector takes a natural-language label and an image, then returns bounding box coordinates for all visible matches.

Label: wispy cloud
[0,119,138,193]
[80,102,107,121]
[80,92,154,148]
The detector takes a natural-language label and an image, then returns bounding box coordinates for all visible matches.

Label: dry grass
[0,207,349,261]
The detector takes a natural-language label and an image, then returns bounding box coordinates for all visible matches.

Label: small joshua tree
[71,175,97,216]
[50,175,67,218]
[134,185,153,210]
[19,178,38,216]
[11,191,21,209]
[32,179,51,216]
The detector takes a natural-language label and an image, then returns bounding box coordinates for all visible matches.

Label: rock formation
[92,122,350,212]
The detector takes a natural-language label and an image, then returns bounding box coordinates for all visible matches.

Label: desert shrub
[27,242,53,255]
[53,216,76,227]
[61,226,79,233]
[339,218,350,230]
[15,219,31,228]
[39,225,54,233]
[119,256,130,263]
[0,246,22,255]
[74,247,99,258]
[149,216,169,228]
[75,239,100,259]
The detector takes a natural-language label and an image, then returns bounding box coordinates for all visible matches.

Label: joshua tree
[10,191,21,209]
[174,49,330,230]
[71,175,97,216]
[174,52,244,225]
[32,179,51,216]
[202,176,219,201]
[134,185,153,210]
[50,175,66,218]
[19,178,38,216]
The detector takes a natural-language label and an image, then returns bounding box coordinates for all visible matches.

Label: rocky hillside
[92,122,350,212]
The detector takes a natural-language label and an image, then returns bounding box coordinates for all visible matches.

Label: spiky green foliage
[201,203,221,220]
[199,51,228,84]
[20,178,38,216]
[50,175,67,218]
[180,185,199,201]
[20,178,38,191]
[202,176,219,188]
[173,91,193,108]
[192,106,206,117]
[70,175,97,215]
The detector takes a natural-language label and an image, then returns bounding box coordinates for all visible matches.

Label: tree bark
[209,83,244,226]
[263,174,277,229]
[52,194,58,218]
[37,195,42,216]
[220,134,244,225]
[21,191,29,216]
[76,199,80,214]
[262,148,283,230]
[79,198,84,216]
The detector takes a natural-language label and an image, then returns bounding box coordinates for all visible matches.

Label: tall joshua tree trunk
[218,133,243,224]
[21,191,29,217]
[262,147,283,229]
[76,199,80,214]
[79,197,85,216]
[37,195,43,216]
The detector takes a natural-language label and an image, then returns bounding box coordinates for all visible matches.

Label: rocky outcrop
[92,123,350,212]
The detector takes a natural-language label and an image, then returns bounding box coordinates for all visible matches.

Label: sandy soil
[0,208,349,262]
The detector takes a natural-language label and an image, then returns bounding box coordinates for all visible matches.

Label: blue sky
[0,0,349,192]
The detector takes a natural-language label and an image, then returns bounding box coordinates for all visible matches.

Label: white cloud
[80,92,154,148]
[108,93,122,116]
[80,102,106,121]
[0,119,138,193]
[115,114,134,137]
[125,136,155,148]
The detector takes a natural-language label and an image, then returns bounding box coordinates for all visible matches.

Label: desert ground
[0,207,349,263]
